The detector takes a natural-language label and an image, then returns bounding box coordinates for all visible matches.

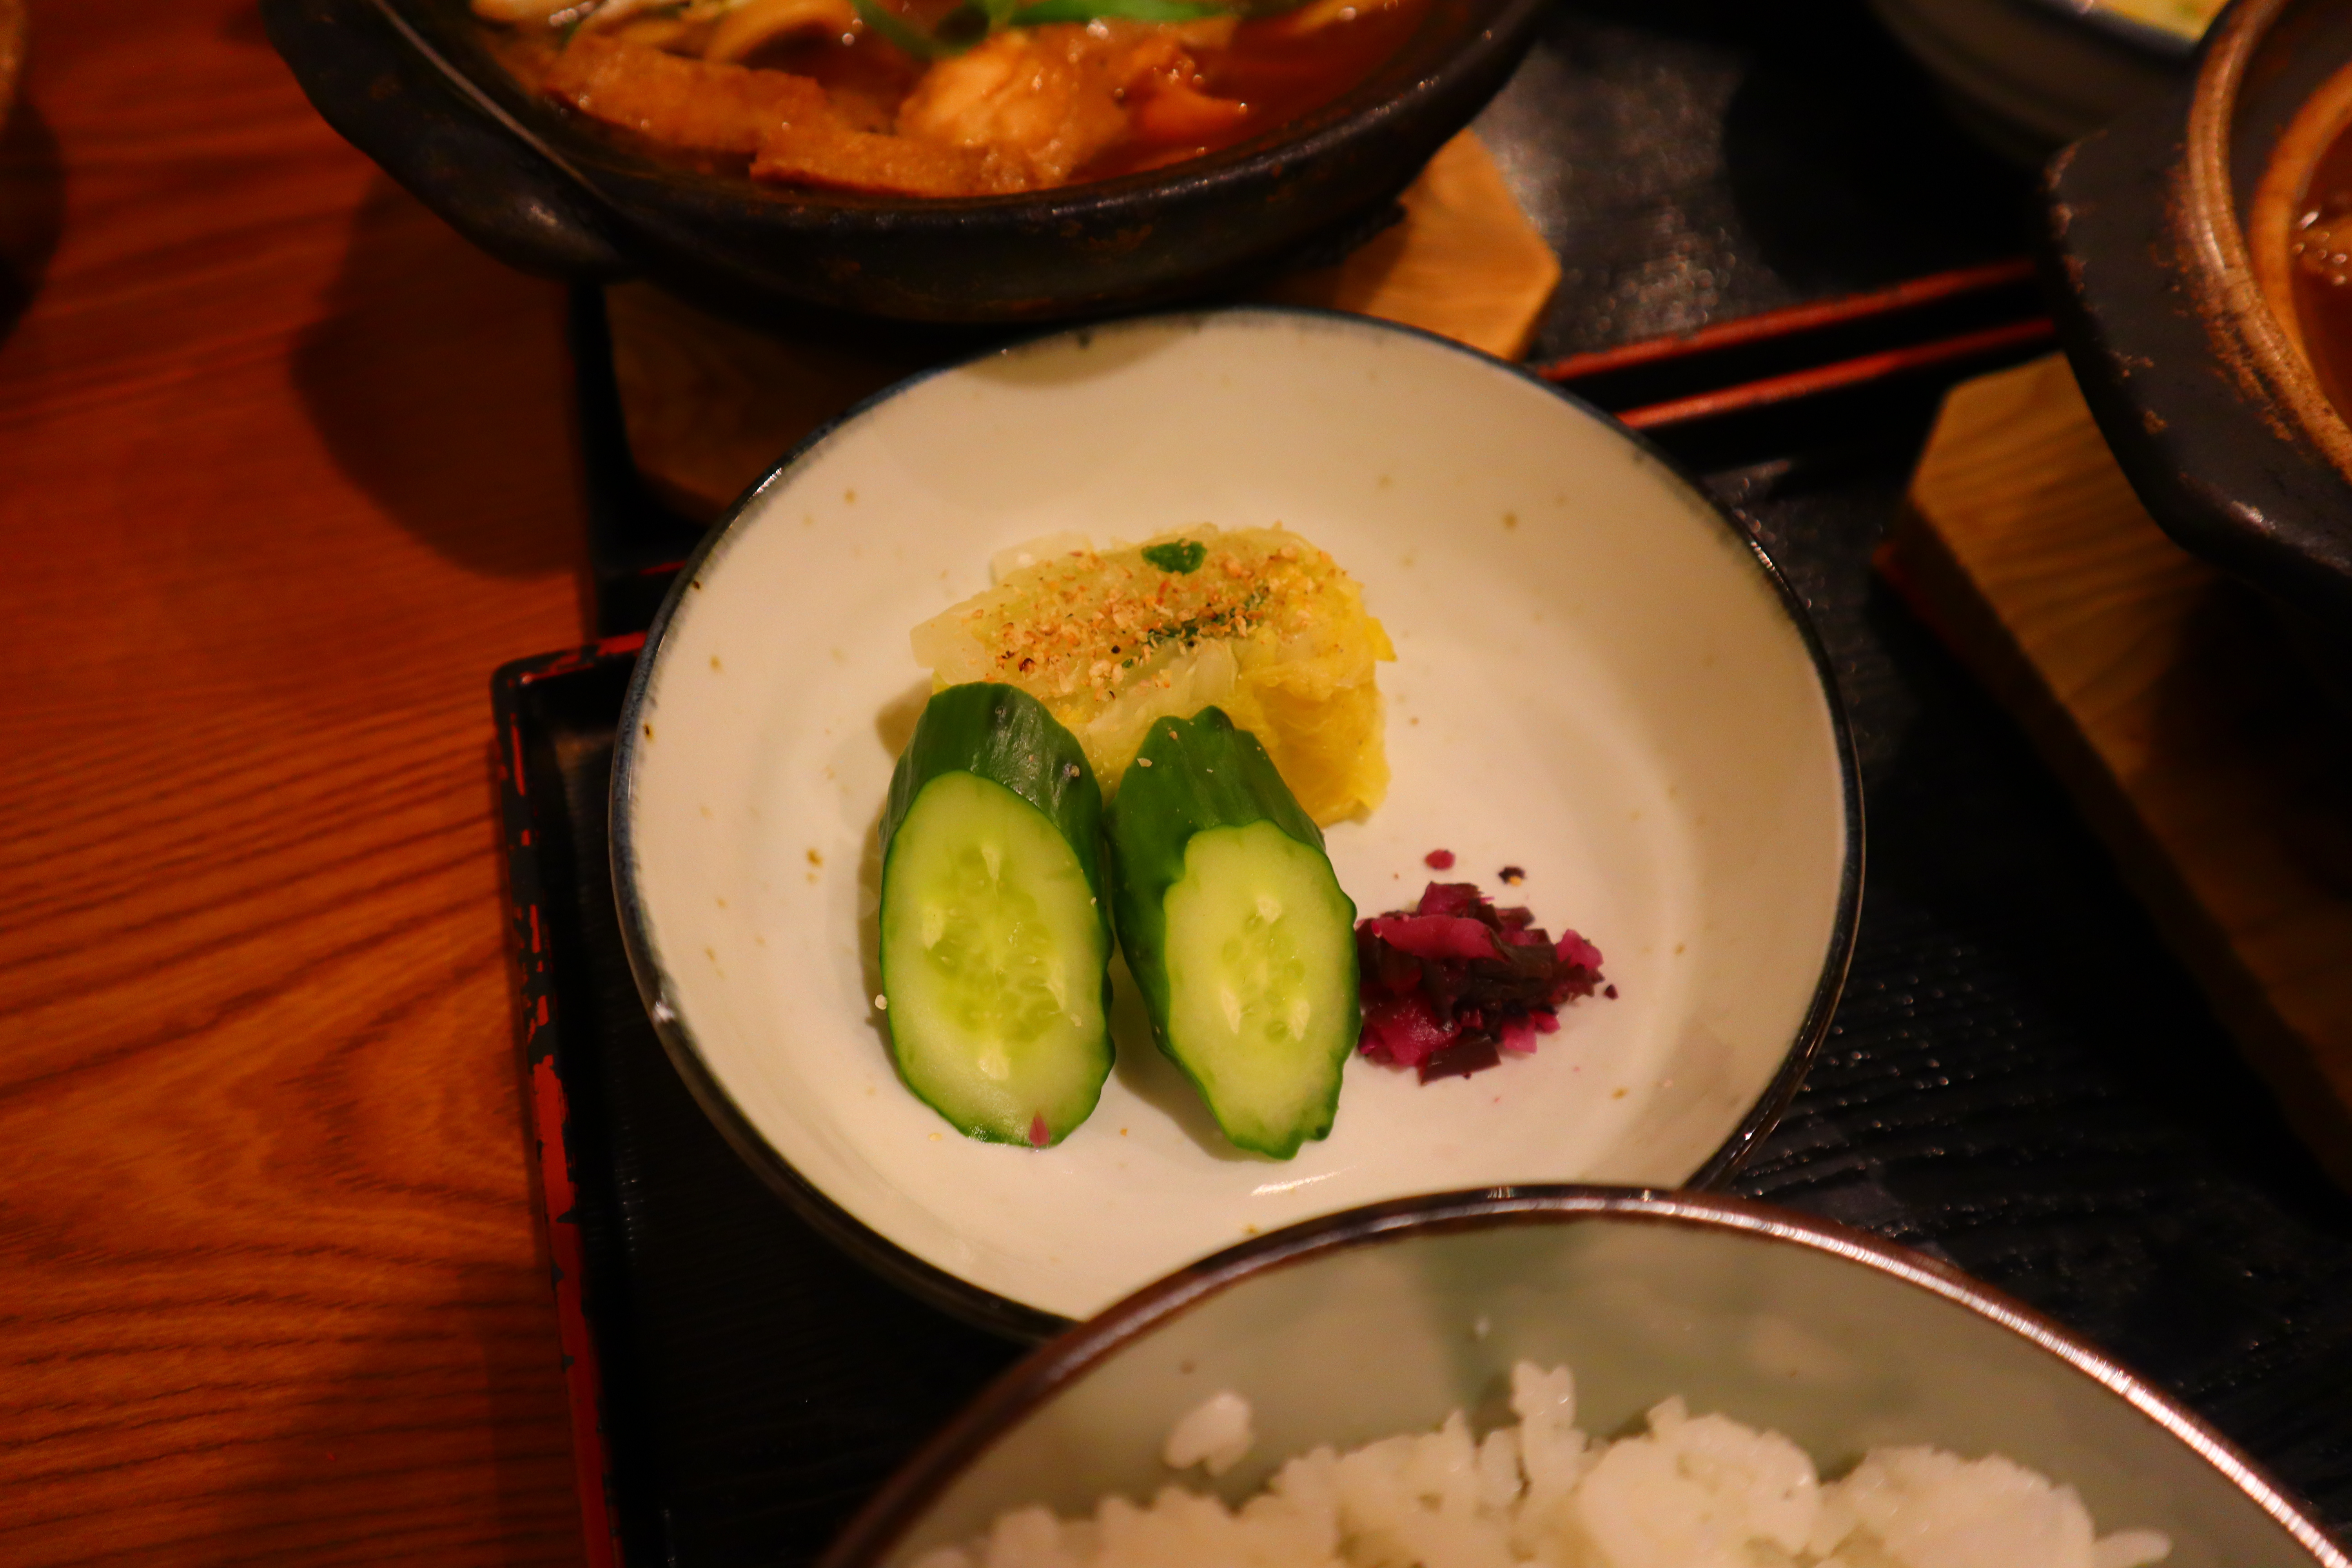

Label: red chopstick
[1611,317,2057,429]
[1532,258,2038,385]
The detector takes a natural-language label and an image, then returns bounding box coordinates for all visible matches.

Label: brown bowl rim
[2183,0,2352,486]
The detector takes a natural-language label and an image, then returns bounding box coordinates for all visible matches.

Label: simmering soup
[2290,91,2352,419]
[477,0,1436,197]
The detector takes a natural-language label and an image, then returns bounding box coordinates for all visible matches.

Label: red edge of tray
[494,634,648,1568]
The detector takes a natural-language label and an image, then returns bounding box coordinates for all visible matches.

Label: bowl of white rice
[818,1189,2348,1568]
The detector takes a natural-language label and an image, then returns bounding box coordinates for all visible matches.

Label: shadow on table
[218,0,274,48]
[0,96,63,348]
[290,174,589,592]
[210,767,597,1561]
[1485,0,2033,361]
[210,1276,587,1562]
[1719,28,2027,293]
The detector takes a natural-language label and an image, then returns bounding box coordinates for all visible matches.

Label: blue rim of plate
[813,1188,2352,1568]
[607,305,1868,1343]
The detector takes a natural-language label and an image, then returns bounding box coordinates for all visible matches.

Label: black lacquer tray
[495,2,2352,1563]
[499,463,2352,1567]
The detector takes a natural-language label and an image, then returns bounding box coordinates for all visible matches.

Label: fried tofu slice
[752,119,1033,196]
[544,34,828,155]
[549,20,1247,198]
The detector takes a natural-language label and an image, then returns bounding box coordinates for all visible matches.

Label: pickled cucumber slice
[879,684,1111,1146]
[1109,708,1359,1158]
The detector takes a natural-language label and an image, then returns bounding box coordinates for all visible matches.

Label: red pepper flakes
[1028,1114,1049,1148]
[1498,865,1525,885]
[1356,882,1608,1084]
[1424,848,1456,869]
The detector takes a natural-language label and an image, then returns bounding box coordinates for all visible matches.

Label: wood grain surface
[1887,353,2352,1191]
[0,1,592,1562]
[611,131,1561,517]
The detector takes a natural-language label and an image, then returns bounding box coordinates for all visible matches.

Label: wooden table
[0,1,591,1560]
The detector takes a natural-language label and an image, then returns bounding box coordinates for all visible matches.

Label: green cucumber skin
[882,683,1110,903]
[879,683,1113,1145]
[1107,707,1360,1158]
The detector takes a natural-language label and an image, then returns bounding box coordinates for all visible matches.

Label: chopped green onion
[933,1,993,46]
[1142,539,1209,574]
[853,0,972,56]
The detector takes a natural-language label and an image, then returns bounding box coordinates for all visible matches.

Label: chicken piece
[752,118,1032,196]
[895,23,1201,187]
[544,34,829,155]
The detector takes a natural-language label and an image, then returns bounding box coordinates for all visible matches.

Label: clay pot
[2047,0,2352,709]
[261,0,1550,328]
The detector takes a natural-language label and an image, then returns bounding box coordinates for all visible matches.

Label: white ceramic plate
[612,310,1860,1334]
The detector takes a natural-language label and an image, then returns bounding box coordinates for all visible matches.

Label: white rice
[912,1362,2174,1568]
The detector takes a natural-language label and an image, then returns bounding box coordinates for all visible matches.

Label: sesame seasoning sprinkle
[955,532,1348,708]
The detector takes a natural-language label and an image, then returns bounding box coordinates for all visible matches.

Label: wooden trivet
[1883,352,2352,1189]
[607,131,1561,519]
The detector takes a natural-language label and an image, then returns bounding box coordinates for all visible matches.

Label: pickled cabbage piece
[912,525,1393,824]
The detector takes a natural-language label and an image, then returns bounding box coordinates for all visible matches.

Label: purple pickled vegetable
[1352,880,1609,1083]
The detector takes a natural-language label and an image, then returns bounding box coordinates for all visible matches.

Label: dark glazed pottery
[261,0,1552,326]
[1867,0,2188,162]
[2046,0,2352,705]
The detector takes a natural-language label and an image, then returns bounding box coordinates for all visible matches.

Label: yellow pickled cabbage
[911,526,1393,824]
